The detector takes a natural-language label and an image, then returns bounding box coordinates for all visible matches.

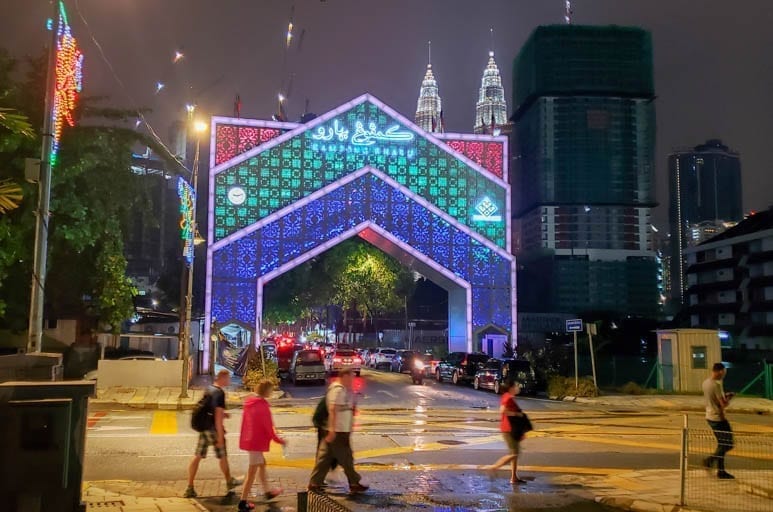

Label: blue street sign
[566,319,583,332]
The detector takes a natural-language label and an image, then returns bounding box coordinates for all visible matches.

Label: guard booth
[656,329,722,392]
[0,381,95,512]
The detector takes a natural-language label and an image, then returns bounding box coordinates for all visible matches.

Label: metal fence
[681,416,773,512]
[297,490,353,512]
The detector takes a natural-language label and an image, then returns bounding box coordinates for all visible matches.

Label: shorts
[195,430,226,459]
[248,451,266,465]
[503,433,520,455]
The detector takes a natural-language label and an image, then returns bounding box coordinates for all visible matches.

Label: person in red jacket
[238,379,286,510]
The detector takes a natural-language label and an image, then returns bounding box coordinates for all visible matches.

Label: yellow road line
[149,411,177,435]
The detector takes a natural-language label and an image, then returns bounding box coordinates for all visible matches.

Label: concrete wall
[95,359,183,390]
[44,319,78,345]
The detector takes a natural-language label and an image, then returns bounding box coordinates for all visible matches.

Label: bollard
[297,491,308,512]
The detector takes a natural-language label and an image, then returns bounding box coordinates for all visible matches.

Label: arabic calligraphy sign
[310,118,416,157]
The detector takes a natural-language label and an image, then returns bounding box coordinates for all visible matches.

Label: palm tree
[0,106,33,213]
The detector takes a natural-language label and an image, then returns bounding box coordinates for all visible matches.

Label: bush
[620,381,648,395]
[548,376,598,399]
[242,348,280,391]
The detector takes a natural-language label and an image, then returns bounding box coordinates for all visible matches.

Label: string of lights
[50,1,83,167]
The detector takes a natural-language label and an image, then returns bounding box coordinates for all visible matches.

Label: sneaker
[183,486,197,498]
[717,471,735,479]
[349,483,369,494]
[307,484,324,493]
[237,500,255,511]
[264,488,282,500]
[227,477,243,489]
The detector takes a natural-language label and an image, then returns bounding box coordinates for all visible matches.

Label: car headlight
[414,360,425,370]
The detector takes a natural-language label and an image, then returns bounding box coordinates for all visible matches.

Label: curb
[89,389,287,410]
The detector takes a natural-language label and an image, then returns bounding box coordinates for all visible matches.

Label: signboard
[565,319,583,332]
[177,177,196,266]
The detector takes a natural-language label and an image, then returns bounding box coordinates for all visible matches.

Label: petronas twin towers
[414,48,508,135]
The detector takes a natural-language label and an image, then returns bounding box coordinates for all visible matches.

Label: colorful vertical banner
[51,1,84,167]
[177,177,196,265]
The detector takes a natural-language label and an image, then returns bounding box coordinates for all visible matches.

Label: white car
[325,349,362,376]
[369,348,397,369]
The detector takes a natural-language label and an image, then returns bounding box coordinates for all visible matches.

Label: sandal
[510,478,527,484]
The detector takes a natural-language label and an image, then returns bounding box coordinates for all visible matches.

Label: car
[369,348,397,369]
[435,352,490,385]
[325,348,362,376]
[289,349,326,385]
[391,350,416,372]
[473,358,537,395]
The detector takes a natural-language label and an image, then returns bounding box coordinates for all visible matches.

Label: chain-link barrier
[297,490,354,512]
[681,417,773,512]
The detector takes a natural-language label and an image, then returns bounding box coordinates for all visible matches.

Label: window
[691,346,707,369]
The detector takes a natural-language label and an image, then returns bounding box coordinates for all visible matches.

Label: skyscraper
[668,139,743,303]
[474,51,508,134]
[415,61,443,133]
[511,25,658,317]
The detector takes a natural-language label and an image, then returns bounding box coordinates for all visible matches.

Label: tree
[260,238,416,332]
[330,240,414,332]
[0,47,171,334]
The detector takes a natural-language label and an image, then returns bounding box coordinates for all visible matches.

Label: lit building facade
[414,64,443,133]
[474,51,508,134]
[669,139,743,303]
[683,208,773,350]
[511,25,659,317]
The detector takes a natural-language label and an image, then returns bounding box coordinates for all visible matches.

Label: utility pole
[28,1,69,353]
[178,120,207,397]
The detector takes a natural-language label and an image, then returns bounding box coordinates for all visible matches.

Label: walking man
[702,362,735,479]
[185,369,242,497]
[308,369,369,494]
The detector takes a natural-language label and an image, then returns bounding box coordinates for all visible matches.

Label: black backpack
[191,392,215,432]
[312,395,328,429]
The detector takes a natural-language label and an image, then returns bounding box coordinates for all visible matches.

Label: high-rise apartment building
[669,139,743,303]
[511,25,659,317]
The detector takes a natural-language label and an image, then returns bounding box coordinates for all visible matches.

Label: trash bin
[0,381,95,512]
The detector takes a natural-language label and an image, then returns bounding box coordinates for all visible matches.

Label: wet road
[84,368,771,510]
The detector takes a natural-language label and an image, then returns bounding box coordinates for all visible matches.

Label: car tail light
[354,357,362,364]
[334,357,342,363]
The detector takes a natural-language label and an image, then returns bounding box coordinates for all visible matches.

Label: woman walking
[484,380,527,484]
[238,379,286,510]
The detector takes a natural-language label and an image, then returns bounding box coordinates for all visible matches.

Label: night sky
[2,0,772,227]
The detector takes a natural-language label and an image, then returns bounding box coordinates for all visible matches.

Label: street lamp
[178,118,207,398]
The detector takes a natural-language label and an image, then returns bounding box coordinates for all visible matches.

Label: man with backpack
[185,369,242,498]
[308,369,369,494]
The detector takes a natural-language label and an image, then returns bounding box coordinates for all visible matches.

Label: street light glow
[193,120,208,133]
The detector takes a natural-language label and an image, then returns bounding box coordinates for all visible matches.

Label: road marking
[149,411,178,435]
[377,390,398,398]
[87,411,107,429]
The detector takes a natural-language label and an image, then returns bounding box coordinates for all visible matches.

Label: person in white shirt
[308,369,370,494]
[701,362,735,479]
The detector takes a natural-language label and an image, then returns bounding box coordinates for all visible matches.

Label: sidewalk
[563,394,773,415]
[83,466,773,512]
[90,375,284,410]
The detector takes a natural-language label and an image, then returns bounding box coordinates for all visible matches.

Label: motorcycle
[410,358,425,385]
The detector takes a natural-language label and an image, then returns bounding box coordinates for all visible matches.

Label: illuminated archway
[204,95,515,372]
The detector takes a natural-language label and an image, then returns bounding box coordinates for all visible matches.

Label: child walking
[238,379,286,510]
